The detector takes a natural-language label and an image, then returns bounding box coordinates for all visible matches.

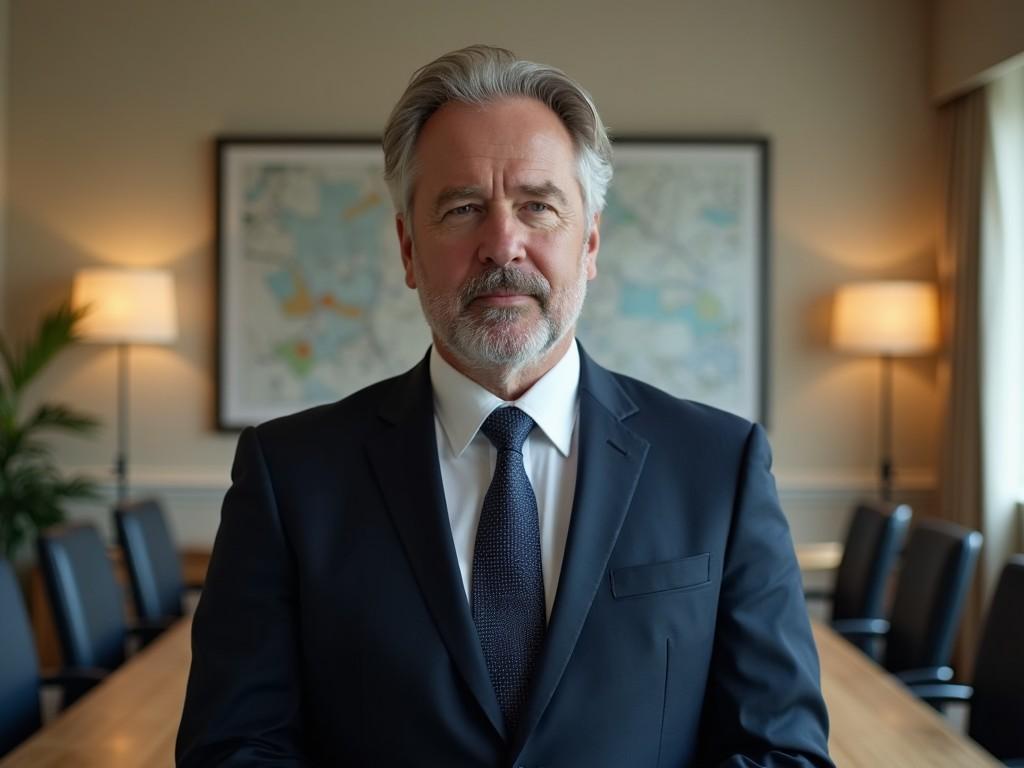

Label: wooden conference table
[0,616,1000,767]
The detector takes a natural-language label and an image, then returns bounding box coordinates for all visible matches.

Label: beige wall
[0,0,7,332]
[5,0,940,545]
[931,0,1024,102]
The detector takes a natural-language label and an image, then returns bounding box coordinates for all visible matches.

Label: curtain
[936,87,986,676]
[980,64,1024,608]
[938,63,1024,677]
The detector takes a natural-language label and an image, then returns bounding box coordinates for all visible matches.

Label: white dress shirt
[430,341,581,620]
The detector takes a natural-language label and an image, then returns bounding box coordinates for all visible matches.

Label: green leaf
[24,404,99,434]
[0,299,101,558]
[5,301,88,393]
[0,336,16,389]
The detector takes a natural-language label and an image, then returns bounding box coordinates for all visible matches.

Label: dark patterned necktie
[471,406,546,736]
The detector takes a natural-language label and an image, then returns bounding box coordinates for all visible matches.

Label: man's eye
[524,202,552,213]
[447,204,476,217]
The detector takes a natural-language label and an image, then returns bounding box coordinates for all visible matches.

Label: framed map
[577,139,770,423]
[216,136,769,429]
[216,138,430,429]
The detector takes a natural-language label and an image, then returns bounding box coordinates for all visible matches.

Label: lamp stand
[115,343,130,503]
[879,353,893,501]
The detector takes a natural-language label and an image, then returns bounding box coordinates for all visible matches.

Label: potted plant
[0,300,99,561]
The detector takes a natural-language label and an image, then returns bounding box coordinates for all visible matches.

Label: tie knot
[481,407,535,453]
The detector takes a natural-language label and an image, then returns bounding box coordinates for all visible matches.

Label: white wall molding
[71,466,231,494]
[775,469,937,494]
[68,465,940,497]
[62,465,938,550]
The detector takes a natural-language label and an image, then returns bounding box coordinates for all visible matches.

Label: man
[178,45,833,767]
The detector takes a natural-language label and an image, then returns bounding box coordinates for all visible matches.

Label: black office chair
[907,555,1024,766]
[832,518,982,682]
[115,498,186,624]
[0,556,106,755]
[37,523,166,705]
[0,556,42,756]
[806,501,911,629]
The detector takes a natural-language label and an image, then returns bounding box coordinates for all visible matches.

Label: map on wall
[217,140,430,429]
[577,142,768,422]
[217,138,768,429]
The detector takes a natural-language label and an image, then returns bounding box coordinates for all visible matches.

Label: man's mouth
[472,291,534,306]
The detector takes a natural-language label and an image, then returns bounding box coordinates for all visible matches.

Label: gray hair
[382,45,613,223]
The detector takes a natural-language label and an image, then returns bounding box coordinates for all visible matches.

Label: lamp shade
[832,281,938,355]
[71,268,178,344]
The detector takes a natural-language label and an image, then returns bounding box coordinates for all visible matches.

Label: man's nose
[477,207,526,267]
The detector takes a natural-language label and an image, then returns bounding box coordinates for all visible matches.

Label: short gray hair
[382,45,613,222]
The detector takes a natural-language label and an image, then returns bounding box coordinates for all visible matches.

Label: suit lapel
[510,351,650,759]
[365,354,507,741]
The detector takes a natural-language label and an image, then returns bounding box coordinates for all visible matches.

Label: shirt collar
[430,340,580,458]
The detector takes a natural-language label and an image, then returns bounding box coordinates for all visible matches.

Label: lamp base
[880,458,893,501]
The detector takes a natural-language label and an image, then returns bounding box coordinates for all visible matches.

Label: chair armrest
[128,617,178,647]
[41,666,109,688]
[830,617,890,639]
[40,666,110,709]
[904,683,973,705]
[803,588,834,602]
[895,666,954,686]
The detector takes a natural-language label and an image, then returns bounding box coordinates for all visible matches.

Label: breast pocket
[610,553,711,599]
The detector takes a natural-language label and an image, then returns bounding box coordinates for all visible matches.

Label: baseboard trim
[66,465,938,497]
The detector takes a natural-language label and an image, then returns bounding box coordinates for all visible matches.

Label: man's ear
[585,213,600,280]
[396,214,416,289]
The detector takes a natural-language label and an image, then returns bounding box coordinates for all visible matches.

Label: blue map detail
[250,170,391,386]
[700,206,737,227]
[617,281,730,338]
[265,269,296,303]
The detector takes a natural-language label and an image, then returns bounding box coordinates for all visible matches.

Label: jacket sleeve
[699,423,835,768]
[176,426,310,767]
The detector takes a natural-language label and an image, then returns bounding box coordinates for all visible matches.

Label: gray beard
[419,263,587,371]
[447,303,556,368]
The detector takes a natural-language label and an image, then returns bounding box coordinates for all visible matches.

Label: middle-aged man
[178,45,833,767]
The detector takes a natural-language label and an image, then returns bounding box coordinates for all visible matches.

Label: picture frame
[215,136,430,430]
[215,136,770,430]
[575,137,770,424]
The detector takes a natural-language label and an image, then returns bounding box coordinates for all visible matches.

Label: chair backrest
[883,519,982,674]
[0,557,42,757]
[37,524,127,671]
[969,555,1024,761]
[832,501,912,621]
[115,499,184,622]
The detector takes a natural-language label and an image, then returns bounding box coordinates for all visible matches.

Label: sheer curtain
[937,87,986,672]
[937,61,1024,675]
[980,63,1024,597]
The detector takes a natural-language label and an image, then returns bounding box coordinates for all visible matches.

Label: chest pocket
[610,553,711,599]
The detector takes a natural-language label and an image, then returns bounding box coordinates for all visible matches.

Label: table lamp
[832,280,938,500]
[71,268,178,502]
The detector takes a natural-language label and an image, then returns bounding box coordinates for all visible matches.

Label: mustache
[458,267,551,310]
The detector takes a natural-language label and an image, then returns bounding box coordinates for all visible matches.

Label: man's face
[396,97,599,372]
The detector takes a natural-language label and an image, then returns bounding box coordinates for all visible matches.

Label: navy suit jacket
[177,348,833,767]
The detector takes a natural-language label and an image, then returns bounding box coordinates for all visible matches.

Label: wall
[0,0,7,332]
[5,0,940,546]
[931,0,1024,102]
